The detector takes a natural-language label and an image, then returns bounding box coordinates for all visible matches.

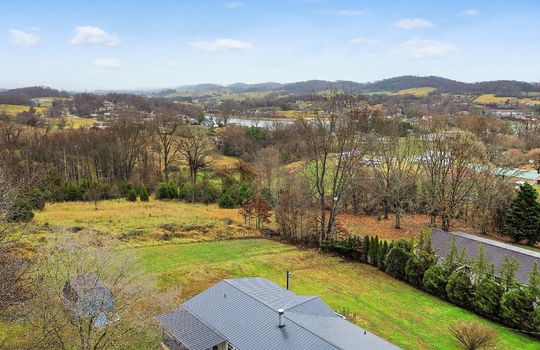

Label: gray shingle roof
[157,277,400,350]
[431,228,540,284]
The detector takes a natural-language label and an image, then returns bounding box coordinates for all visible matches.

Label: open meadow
[2,199,537,349]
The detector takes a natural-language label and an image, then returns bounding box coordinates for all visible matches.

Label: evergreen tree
[529,261,540,301]
[503,183,540,245]
[442,236,466,275]
[362,235,370,262]
[378,241,389,270]
[499,256,520,293]
[470,244,491,285]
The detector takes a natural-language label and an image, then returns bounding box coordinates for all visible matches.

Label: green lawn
[134,239,538,350]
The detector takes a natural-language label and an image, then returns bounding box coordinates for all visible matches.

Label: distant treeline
[0,86,69,105]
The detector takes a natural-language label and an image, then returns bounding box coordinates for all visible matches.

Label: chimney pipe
[278,309,285,328]
[286,271,290,290]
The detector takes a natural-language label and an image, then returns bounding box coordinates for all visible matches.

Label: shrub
[500,288,536,331]
[446,269,474,309]
[156,182,178,199]
[218,193,235,208]
[139,186,150,202]
[405,251,436,287]
[368,236,379,266]
[63,182,84,201]
[423,265,448,298]
[126,189,137,202]
[450,321,498,350]
[6,197,34,222]
[119,181,135,198]
[26,187,46,210]
[474,277,502,317]
[361,235,370,262]
[377,240,389,270]
[385,240,413,280]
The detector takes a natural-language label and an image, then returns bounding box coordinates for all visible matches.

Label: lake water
[227,117,294,128]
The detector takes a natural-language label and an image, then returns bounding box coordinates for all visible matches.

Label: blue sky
[1,0,539,90]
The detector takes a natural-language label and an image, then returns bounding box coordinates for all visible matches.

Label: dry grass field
[0,103,47,116]
[474,94,540,105]
[396,87,436,96]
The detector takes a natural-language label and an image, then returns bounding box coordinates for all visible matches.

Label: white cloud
[9,29,40,46]
[393,37,457,59]
[459,9,479,17]
[395,18,434,29]
[93,58,125,69]
[350,37,381,45]
[70,26,120,46]
[188,38,253,53]
[226,2,242,8]
[323,9,365,16]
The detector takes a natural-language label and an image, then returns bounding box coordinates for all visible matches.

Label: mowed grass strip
[134,239,538,350]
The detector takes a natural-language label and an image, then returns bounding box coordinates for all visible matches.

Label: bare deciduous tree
[153,109,182,181]
[421,131,487,231]
[298,93,368,243]
[374,135,421,229]
[26,238,177,350]
[176,126,214,201]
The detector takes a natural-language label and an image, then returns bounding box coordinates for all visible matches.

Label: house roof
[157,277,400,350]
[431,229,540,284]
[495,167,540,180]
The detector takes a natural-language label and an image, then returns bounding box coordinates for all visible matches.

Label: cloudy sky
[1,0,539,90]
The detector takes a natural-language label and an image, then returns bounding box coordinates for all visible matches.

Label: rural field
[0,103,47,116]
[2,199,537,350]
[474,94,540,105]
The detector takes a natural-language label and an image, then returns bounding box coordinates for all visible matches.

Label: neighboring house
[495,167,540,186]
[63,274,115,327]
[431,229,540,285]
[156,277,400,350]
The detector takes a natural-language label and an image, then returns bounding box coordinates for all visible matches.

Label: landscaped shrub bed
[322,232,540,337]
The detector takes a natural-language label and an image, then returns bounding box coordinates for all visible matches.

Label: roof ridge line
[222,279,343,350]
[283,295,319,309]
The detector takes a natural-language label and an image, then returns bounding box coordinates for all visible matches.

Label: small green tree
[139,186,150,202]
[6,197,34,222]
[529,261,540,301]
[470,244,491,285]
[378,241,389,270]
[126,189,137,202]
[368,236,379,266]
[499,257,520,293]
[500,288,536,331]
[473,276,502,317]
[446,269,474,309]
[423,265,448,298]
[385,239,413,280]
[362,236,370,262]
[503,183,540,245]
[442,236,466,275]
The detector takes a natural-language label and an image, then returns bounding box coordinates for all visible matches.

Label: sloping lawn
[135,239,538,350]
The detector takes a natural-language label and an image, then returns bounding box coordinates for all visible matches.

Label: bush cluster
[322,232,540,334]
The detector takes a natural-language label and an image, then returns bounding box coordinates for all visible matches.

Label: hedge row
[322,233,540,335]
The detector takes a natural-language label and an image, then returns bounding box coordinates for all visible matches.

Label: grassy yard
[6,200,539,349]
[134,239,537,350]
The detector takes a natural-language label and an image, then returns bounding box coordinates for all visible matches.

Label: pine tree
[442,236,466,275]
[529,261,540,301]
[362,236,370,262]
[503,183,540,245]
[499,256,520,293]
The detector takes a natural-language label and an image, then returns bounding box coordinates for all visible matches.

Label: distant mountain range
[2,76,540,102]
[167,76,540,97]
